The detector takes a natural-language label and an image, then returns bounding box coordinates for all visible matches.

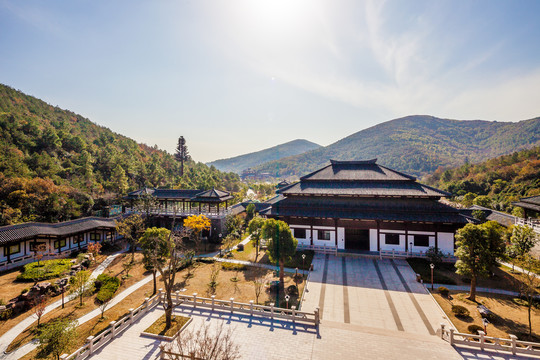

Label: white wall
[379,231,406,252]
[291,225,311,246]
[438,232,455,255]
[369,229,378,251]
[337,227,345,249]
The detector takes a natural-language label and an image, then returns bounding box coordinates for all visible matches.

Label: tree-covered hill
[0,84,243,225]
[423,146,540,213]
[207,139,321,174]
[254,115,540,178]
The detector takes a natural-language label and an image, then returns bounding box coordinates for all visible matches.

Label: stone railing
[171,292,320,327]
[379,249,456,262]
[125,208,231,218]
[440,324,540,356]
[515,218,540,234]
[61,294,162,360]
[62,290,319,359]
[297,244,337,255]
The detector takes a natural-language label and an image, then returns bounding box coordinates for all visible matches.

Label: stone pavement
[432,283,540,299]
[0,249,127,360]
[302,253,452,336]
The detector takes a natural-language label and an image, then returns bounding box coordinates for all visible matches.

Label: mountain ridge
[207,139,321,174]
[253,115,540,178]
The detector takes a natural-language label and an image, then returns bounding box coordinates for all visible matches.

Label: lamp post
[410,242,413,256]
[302,254,306,278]
[285,294,290,309]
[430,263,435,291]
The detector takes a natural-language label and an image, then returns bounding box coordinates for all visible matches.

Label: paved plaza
[87,254,531,359]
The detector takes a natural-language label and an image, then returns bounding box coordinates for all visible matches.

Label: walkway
[499,261,540,279]
[302,254,452,336]
[432,283,540,299]
[0,250,126,360]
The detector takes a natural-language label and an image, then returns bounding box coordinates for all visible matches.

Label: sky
[1,0,540,163]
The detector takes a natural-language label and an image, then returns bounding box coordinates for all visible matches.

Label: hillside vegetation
[0,84,242,225]
[254,115,540,178]
[207,139,320,174]
[424,146,540,213]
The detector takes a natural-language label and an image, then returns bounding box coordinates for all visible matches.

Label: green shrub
[221,262,246,271]
[287,285,298,296]
[21,288,30,295]
[95,274,120,303]
[452,305,470,317]
[468,324,484,334]
[438,287,449,297]
[17,259,72,281]
[96,288,114,304]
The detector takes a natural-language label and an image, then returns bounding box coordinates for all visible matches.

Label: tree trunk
[279,258,285,289]
[469,275,477,302]
[529,302,532,338]
[165,293,173,330]
[152,269,157,295]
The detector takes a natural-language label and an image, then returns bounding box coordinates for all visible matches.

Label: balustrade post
[60,354,68,360]
[509,334,517,355]
[110,321,117,338]
[158,288,163,303]
[449,328,455,346]
[129,308,134,324]
[291,305,296,323]
[144,297,149,312]
[211,295,216,310]
[193,293,198,308]
[249,300,254,316]
[478,331,485,350]
[440,323,445,340]
[230,298,234,313]
[270,302,275,320]
[315,307,320,325]
[175,291,180,304]
[87,336,95,355]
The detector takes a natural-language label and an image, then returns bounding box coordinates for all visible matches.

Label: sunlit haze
[1,0,539,162]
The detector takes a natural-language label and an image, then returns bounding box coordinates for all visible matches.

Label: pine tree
[175,136,190,176]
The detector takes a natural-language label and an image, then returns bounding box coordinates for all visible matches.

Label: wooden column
[334,218,338,247]
[376,220,381,252]
[6,246,10,263]
[310,223,314,246]
[404,222,409,253]
[435,230,439,251]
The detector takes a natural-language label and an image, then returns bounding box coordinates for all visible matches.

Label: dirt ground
[432,290,540,341]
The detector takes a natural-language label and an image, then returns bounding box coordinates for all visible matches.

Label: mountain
[253,115,540,178]
[207,139,321,174]
[424,146,540,213]
[0,84,242,225]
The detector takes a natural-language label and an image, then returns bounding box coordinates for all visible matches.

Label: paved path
[0,250,126,360]
[90,304,531,360]
[432,283,540,300]
[499,261,540,279]
[302,254,452,336]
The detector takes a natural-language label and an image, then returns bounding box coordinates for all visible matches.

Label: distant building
[261,159,467,255]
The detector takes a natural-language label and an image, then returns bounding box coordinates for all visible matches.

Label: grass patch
[284,250,314,271]
[144,314,190,337]
[406,258,457,285]
[16,259,73,281]
[221,262,247,271]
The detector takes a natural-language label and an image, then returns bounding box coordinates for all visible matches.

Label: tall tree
[139,226,193,330]
[116,214,145,262]
[37,319,78,360]
[175,136,189,176]
[510,224,537,258]
[261,219,297,289]
[455,222,505,301]
[247,216,265,262]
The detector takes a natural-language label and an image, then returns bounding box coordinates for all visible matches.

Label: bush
[438,287,449,297]
[196,258,215,264]
[96,288,114,304]
[468,324,484,334]
[96,274,120,293]
[452,305,470,317]
[17,259,72,281]
[426,247,445,264]
[221,262,246,271]
[236,243,244,251]
[287,285,298,296]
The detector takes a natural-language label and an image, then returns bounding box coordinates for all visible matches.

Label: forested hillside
[207,139,321,174]
[254,115,540,178]
[0,84,243,225]
[424,146,540,213]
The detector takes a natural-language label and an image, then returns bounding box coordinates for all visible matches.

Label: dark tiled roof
[262,196,467,224]
[513,195,540,212]
[463,205,517,227]
[0,217,120,245]
[126,188,232,202]
[190,188,233,202]
[228,196,283,216]
[300,159,416,182]
[278,180,449,197]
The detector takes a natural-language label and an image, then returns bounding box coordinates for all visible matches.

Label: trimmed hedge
[438,286,449,297]
[452,305,470,317]
[468,324,483,334]
[95,274,120,303]
[221,262,247,271]
[17,259,72,281]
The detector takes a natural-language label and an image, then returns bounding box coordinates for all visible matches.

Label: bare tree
[519,255,540,339]
[162,321,240,360]
[207,262,220,296]
[252,268,268,304]
[33,295,48,327]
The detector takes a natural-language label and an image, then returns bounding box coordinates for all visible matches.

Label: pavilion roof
[512,195,540,213]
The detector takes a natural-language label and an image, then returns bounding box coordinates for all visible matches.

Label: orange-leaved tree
[184,214,211,251]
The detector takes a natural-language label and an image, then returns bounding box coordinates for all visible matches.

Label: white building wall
[369,229,378,251]
[291,225,311,246]
[337,227,345,249]
[438,232,455,255]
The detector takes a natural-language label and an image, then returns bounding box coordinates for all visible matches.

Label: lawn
[432,290,540,342]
